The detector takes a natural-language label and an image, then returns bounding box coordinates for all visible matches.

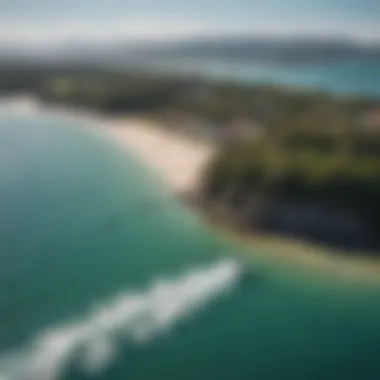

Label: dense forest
[1,63,379,252]
[203,128,380,252]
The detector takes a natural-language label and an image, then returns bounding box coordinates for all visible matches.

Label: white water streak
[0,258,242,380]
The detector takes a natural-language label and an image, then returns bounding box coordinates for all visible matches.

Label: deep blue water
[0,109,380,380]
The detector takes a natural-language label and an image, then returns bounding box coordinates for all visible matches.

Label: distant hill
[1,37,379,67]
[125,37,380,65]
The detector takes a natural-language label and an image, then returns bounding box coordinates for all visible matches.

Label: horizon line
[0,17,379,49]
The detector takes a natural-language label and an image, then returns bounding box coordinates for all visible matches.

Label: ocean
[1,108,380,380]
[145,57,380,98]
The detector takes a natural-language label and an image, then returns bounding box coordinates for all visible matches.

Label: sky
[0,0,379,47]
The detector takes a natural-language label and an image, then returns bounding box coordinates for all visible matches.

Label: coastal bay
[1,1,380,378]
[1,100,380,380]
[4,96,380,282]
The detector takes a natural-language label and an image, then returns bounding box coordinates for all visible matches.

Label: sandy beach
[104,119,215,195]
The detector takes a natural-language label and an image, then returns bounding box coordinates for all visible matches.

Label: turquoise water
[1,110,380,380]
[148,58,380,98]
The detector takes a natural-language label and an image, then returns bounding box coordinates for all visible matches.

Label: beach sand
[104,118,215,195]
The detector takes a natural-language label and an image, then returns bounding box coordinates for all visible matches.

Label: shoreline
[192,202,380,284]
[103,117,216,195]
[3,96,380,283]
[99,115,380,284]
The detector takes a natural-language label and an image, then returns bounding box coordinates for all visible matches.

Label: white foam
[0,258,241,380]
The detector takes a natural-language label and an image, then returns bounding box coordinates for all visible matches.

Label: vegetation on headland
[1,63,380,256]
[202,129,380,252]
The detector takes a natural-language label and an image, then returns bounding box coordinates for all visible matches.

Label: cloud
[0,15,379,47]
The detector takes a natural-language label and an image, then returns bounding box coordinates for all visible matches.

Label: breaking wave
[0,258,242,380]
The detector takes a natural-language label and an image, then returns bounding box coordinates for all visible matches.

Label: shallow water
[0,110,380,380]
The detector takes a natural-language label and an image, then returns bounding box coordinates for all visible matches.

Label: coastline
[3,95,380,283]
[193,203,380,285]
[100,118,380,285]
[99,115,380,284]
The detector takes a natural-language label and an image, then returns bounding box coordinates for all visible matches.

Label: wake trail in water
[0,258,242,380]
